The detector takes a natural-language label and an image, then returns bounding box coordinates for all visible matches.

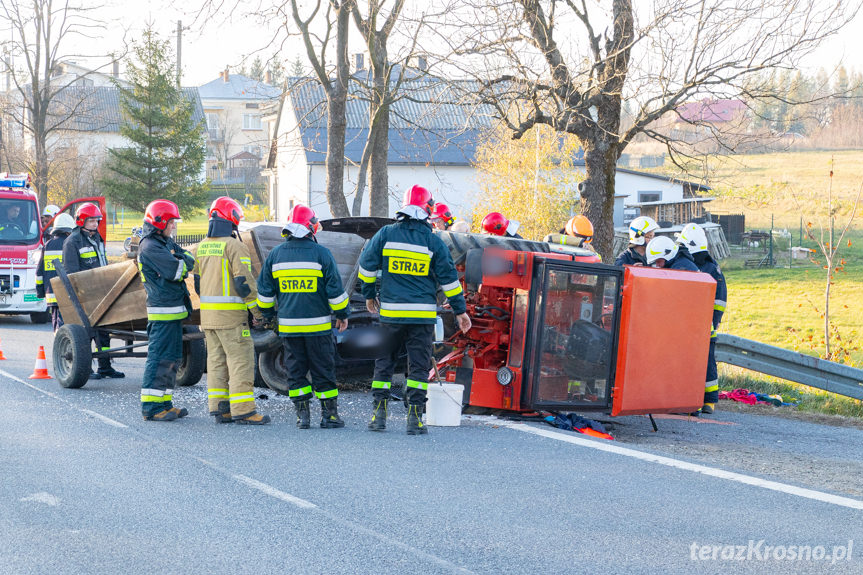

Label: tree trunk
[580,141,619,262]
[367,34,390,217]
[824,273,831,360]
[323,0,353,218]
[352,128,375,215]
[34,130,49,207]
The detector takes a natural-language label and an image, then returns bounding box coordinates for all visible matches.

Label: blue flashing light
[0,173,31,189]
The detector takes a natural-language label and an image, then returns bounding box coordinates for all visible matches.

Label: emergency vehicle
[0,173,106,323]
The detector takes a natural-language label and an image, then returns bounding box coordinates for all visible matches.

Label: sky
[18,0,863,87]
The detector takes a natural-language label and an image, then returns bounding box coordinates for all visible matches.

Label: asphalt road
[1,316,862,574]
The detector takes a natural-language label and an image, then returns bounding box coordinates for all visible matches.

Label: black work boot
[368,399,388,431]
[295,400,311,429]
[406,404,428,435]
[235,412,271,425]
[209,401,232,424]
[320,398,345,429]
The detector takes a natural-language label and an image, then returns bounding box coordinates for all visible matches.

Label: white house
[198,70,281,186]
[263,74,711,226]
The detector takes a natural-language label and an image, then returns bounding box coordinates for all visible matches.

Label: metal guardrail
[715,333,863,401]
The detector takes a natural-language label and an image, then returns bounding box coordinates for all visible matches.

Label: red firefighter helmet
[74,202,103,227]
[431,203,455,227]
[564,215,594,243]
[481,212,509,236]
[290,204,320,235]
[402,185,435,215]
[209,196,244,225]
[144,199,181,231]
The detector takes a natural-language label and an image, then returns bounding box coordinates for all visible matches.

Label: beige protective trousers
[205,324,257,418]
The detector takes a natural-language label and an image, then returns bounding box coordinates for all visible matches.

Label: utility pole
[176,20,182,86]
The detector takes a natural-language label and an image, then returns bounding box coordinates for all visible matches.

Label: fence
[175,233,205,247]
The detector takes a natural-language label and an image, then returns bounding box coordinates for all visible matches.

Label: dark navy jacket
[694,251,727,335]
[36,231,70,306]
[615,247,647,266]
[138,222,194,321]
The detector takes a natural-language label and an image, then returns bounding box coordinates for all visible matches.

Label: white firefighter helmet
[646,235,678,265]
[42,204,60,218]
[628,216,659,245]
[51,213,75,233]
[676,222,709,254]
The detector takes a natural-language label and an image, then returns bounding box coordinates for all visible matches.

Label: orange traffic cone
[0,338,6,360]
[29,346,51,379]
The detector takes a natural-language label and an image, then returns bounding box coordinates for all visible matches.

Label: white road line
[233,474,318,509]
[0,367,128,429]
[488,418,863,511]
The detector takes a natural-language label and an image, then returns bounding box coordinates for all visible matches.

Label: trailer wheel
[176,326,205,387]
[251,327,280,353]
[53,324,92,389]
[257,345,291,396]
[30,311,51,324]
[254,352,267,388]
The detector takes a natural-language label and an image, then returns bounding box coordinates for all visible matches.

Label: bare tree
[350,0,405,216]
[0,0,108,207]
[431,0,860,259]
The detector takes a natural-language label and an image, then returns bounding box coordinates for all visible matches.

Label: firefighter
[677,222,726,415]
[615,216,659,266]
[481,212,522,238]
[358,185,472,435]
[138,200,195,422]
[195,196,270,425]
[36,213,74,332]
[62,202,125,380]
[256,204,350,429]
[430,203,456,231]
[41,204,60,242]
[645,235,699,271]
[544,215,597,254]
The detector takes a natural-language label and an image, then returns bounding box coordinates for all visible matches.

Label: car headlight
[27,248,41,265]
[496,366,514,386]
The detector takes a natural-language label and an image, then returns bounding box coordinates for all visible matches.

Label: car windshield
[0,198,40,245]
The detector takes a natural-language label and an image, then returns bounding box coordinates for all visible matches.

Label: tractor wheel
[53,324,92,389]
[251,326,280,353]
[257,345,291,396]
[176,325,205,387]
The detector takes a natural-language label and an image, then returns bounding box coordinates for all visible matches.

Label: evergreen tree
[269,57,285,86]
[100,28,208,214]
[249,56,265,81]
[290,56,305,77]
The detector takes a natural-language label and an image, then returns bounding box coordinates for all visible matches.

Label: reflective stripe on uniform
[222,259,231,296]
[382,241,432,262]
[358,266,377,284]
[239,256,252,272]
[328,292,349,311]
[257,294,275,308]
[289,385,313,398]
[208,388,229,399]
[200,295,247,311]
[46,294,57,304]
[229,392,255,404]
[714,299,727,312]
[277,315,332,334]
[406,379,429,391]
[440,279,463,298]
[35,276,43,285]
[705,380,719,393]
[141,388,166,402]
[371,380,391,389]
[78,247,97,258]
[315,389,338,399]
[379,302,436,319]
[147,305,188,321]
[272,261,323,277]
[710,327,717,339]
[172,259,185,281]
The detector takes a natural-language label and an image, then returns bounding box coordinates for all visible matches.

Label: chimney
[265,70,272,85]
[222,67,229,82]
[112,60,119,79]
[417,56,427,72]
[355,53,364,72]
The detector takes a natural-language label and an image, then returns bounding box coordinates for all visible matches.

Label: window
[243,114,262,130]
[245,103,259,109]
[206,113,220,130]
[638,191,661,203]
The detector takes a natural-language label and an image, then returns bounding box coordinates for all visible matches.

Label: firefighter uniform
[62,225,123,377]
[195,218,266,423]
[694,251,727,408]
[138,221,195,420]
[358,216,467,433]
[256,231,350,428]
[36,229,70,331]
[614,247,648,266]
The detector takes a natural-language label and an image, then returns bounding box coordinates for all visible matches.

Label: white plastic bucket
[425,383,464,426]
